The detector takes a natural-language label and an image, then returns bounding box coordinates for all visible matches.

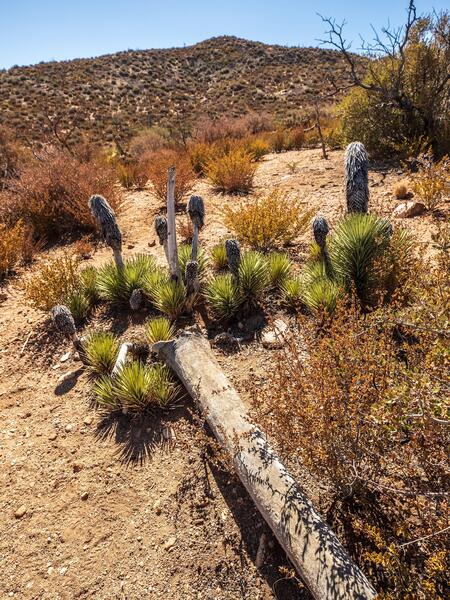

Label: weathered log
[155,330,377,600]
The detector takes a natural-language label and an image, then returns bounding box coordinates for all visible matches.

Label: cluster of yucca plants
[204,241,292,319]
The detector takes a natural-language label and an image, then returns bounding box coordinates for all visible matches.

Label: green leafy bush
[84,331,120,375]
[204,273,242,319]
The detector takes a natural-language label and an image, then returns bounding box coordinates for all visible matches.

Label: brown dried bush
[254,250,449,597]
[394,183,408,199]
[0,220,24,279]
[147,149,195,205]
[1,147,121,237]
[410,152,450,211]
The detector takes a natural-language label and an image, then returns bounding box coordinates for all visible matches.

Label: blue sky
[0,1,447,69]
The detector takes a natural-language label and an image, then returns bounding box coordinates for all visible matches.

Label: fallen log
[155,330,377,600]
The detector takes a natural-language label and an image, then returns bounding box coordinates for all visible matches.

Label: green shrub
[178,244,208,280]
[66,289,92,321]
[113,362,178,412]
[97,254,157,304]
[210,242,228,271]
[267,253,292,288]
[145,316,176,345]
[237,251,269,305]
[84,331,120,375]
[204,273,242,319]
[281,277,303,309]
[150,277,186,319]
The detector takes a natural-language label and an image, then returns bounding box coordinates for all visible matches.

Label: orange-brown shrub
[1,147,121,238]
[394,183,409,199]
[206,149,256,194]
[269,128,290,153]
[287,126,305,150]
[0,220,24,279]
[254,253,449,597]
[147,149,196,205]
[0,126,22,187]
[116,160,149,189]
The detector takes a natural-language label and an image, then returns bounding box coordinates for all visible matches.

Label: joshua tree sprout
[155,215,169,266]
[89,195,124,268]
[185,259,200,312]
[225,239,241,280]
[187,195,205,261]
[312,215,329,253]
[50,304,85,360]
[344,142,369,214]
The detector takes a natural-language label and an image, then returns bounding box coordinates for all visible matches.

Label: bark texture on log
[155,330,377,600]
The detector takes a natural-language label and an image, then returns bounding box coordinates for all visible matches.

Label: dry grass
[410,153,450,211]
[394,183,409,199]
[206,149,256,194]
[147,149,196,205]
[223,190,313,249]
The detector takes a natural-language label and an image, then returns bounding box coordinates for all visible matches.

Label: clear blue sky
[0,0,447,69]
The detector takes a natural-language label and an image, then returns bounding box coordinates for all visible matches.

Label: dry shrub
[25,251,81,310]
[147,149,195,204]
[223,190,313,249]
[255,252,449,597]
[128,126,171,159]
[410,152,449,211]
[0,220,24,279]
[0,125,22,188]
[269,129,290,153]
[2,147,121,238]
[189,142,218,176]
[394,183,408,199]
[73,236,94,259]
[177,217,194,242]
[116,160,148,189]
[193,113,273,144]
[206,149,256,195]
[240,136,270,161]
[287,126,305,150]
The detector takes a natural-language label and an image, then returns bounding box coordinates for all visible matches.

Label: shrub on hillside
[1,147,121,237]
[223,190,313,249]
[147,149,195,205]
[206,149,256,194]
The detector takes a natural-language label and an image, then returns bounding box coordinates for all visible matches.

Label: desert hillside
[0,36,356,143]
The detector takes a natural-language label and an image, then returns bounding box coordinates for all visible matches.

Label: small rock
[392,201,426,218]
[164,536,176,551]
[127,243,135,249]
[14,505,27,519]
[57,370,77,385]
[261,319,289,349]
[72,462,83,473]
[65,424,73,433]
[60,352,71,363]
[83,416,93,426]
[80,491,89,501]
[153,499,162,515]
[48,432,57,441]
[59,567,68,576]
[47,566,54,576]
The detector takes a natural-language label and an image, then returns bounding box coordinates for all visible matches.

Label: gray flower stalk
[155,215,169,267]
[225,239,241,280]
[344,142,369,214]
[89,194,124,268]
[50,304,86,361]
[187,195,205,262]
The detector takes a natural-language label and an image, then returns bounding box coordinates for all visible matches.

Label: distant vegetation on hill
[0,36,357,144]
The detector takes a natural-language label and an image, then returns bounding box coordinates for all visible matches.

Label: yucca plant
[267,253,292,289]
[145,316,176,345]
[96,254,158,304]
[150,277,186,319]
[113,361,178,412]
[204,273,242,319]
[178,244,208,280]
[300,278,341,316]
[281,277,303,309]
[329,213,393,306]
[92,374,119,409]
[210,242,228,271]
[79,266,99,304]
[66,289,92,321]
[83,331,120,375]
[237,251,269,305]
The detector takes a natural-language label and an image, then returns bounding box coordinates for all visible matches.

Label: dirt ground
[0,149,442,599]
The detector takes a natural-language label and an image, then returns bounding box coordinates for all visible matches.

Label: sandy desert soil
[0,149,442,599]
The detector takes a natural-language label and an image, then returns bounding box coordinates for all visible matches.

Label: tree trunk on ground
[154,330,377,600]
